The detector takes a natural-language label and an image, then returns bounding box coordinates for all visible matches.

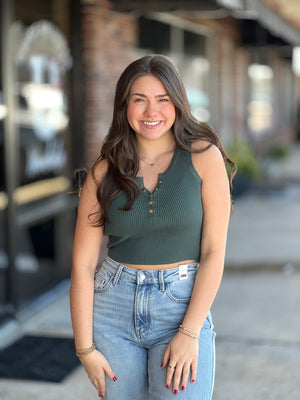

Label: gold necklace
[141,159,155,167]
[140,143,176,167]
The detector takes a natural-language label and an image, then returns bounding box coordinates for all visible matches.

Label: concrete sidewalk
[225,183,300,271]
[212,270,300,400]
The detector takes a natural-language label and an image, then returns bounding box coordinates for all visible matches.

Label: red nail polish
[99,395,104,398]
[191,379,195,383]
[166,384,170,389]
[181,385,185,391]
[113,376,117,382]
[161,363,164,368]
[174,389,178,394]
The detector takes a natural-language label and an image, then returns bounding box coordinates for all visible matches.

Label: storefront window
[0,3,8,318]
[139,17,170,53]
[1,0,75,314]
[15,20,71,186]
[13,16,72,308]
[0,115,7,317]
[181,56,210,122]
[247,63,274,136]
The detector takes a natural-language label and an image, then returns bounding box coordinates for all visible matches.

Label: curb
[224,261,300,274]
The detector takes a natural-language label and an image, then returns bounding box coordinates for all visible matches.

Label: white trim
[145,11,213,37]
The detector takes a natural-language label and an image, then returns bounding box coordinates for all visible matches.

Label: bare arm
[181,143,231,332]
[70,161,116,397]
[70,166,104,349]
[163,143,231,393]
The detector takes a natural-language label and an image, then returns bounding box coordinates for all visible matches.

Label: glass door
[1,0,76,315]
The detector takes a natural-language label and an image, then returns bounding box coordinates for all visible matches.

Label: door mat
[0,335,81,382]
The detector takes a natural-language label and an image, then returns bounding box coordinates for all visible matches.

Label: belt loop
[159,270,165,292]
[112,265,123,285]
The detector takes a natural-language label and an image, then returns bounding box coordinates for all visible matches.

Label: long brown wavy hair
[91,54,236,226]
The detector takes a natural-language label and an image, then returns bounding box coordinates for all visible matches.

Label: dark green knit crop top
[104,146,203,265]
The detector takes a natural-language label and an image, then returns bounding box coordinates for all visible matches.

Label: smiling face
[126,74,176,143]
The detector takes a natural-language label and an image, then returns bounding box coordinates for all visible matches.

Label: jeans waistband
[100,256,199,289]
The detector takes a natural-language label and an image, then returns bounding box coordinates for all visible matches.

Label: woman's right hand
[80,349,117,398]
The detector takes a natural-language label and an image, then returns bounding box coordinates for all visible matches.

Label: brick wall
[81,0,138,166]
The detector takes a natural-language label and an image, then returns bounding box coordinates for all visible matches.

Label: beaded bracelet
[76,343,96,358]
[178,325,200,341]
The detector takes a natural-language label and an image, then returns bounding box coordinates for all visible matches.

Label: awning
[216,0,300,45]
[112,0,300,45]
[112,1,220,12]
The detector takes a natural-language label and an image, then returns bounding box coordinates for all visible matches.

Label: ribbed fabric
[104,146,203,264]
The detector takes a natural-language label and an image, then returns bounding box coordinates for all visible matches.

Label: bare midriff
[121,259,197,270]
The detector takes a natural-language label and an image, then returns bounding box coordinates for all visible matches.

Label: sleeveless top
[104,146,203,264]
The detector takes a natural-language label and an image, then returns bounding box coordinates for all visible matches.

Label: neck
[138,135,175,159]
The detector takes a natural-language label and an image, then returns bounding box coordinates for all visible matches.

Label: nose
[144,101,158,117]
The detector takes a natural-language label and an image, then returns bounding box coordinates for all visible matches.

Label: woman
[70,54,235,399]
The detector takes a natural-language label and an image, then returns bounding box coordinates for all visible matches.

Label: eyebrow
[130,93,169,98]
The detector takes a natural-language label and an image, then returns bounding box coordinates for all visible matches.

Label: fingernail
[174,389,178,394]
[191,379,195,383]
[99,395,104,398]
[166,384,170,389]
[181,385,185,390]
[161,363,164,368]
[113,376,117,382]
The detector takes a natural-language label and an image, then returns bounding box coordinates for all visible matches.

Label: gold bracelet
[179,325,200,339]
[76,343,96,358]
[178,327,199,341]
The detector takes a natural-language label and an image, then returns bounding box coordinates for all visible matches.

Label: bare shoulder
[91,159,108,182]
[79,159,108,203]
[191,140,225,178]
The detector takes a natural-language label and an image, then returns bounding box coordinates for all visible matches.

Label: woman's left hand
[161,332,199,394]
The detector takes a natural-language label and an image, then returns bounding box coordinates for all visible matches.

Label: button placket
[148,194,154,214]
[137,176,163,215]
[148,178,163,214]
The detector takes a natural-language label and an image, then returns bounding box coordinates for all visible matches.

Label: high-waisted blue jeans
[93,256,216,400]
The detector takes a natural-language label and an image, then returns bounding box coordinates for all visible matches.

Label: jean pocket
[202,311,214,331]
[94,267,114,293]
[165,275,196,304]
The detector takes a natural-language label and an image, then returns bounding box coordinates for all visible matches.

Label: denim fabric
[93,256,216,400]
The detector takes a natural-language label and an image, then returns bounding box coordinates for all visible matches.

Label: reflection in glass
[247,63,274,135]
[14,20,71,185]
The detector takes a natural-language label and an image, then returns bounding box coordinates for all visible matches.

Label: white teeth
[143,121,161,126]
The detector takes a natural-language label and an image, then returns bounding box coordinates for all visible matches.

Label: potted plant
[226,138,260,197]
[266,141,291,180]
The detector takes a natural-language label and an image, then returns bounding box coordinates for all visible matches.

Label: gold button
[142,189,146,192]
[159,180,162,184]
[149,209,153,214]
[138,184,143,187]
[149,201,153,205]
[155,188,158,191]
